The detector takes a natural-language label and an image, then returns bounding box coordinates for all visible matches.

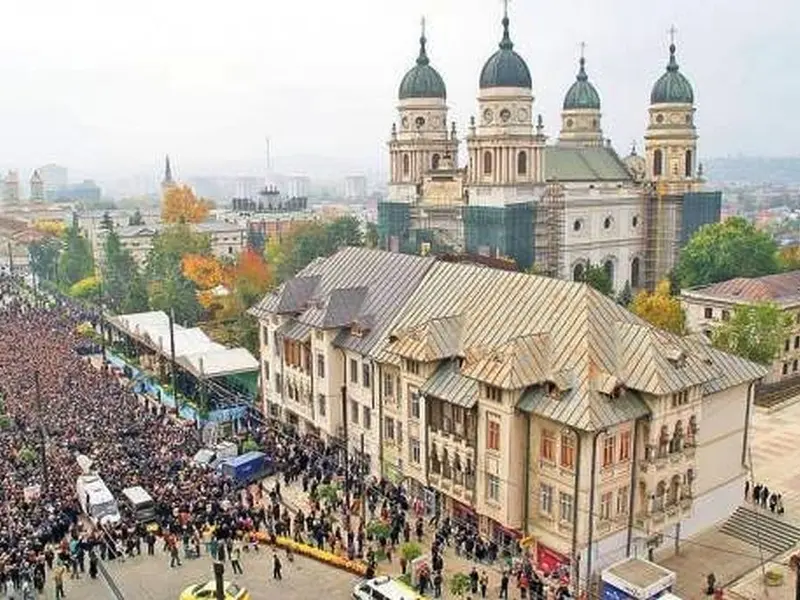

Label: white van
[76,475,121,526]
[192,441,238,469]
[353,576,422,600]
[121,486,156,525]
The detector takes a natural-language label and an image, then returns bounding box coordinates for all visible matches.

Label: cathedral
[377,8,720,292]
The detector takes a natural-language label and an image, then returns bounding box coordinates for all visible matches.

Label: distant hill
[704,157,800,186]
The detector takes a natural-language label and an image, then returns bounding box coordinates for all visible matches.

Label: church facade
[378,11,721,292]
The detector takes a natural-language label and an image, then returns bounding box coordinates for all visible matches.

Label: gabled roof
[682,270,800,307]
[545,146,632,182]
[249,247,436,357]
[378,260,766,431]
[420,359,479,409]
[389,314,464,362]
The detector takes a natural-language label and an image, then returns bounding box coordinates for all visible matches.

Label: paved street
[49,547,361,600]
[658,397,800,599]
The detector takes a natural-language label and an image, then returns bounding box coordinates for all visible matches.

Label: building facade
[3,170,20,205]
[29,171,45,203]
[251,247,765,589]
[681,271,800,384]
[378,8,720,292]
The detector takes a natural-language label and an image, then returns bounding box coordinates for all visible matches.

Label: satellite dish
[201,422,218,447]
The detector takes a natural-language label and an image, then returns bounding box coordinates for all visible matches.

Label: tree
[616,281,633,307]
[365,221,379,249]
[68,275,100,299]
[630,280,686,334]
[102,229,146,313]
[778,245,800,272]
[58,226,94,287]
[449,573,471,599]
[161,185,212,224]
[232,248,273,308]
[676,217,780,288]
[29,237,61,281]
[181,254,226,291]
[148,273,203,326]
[327,215,363,248]
[100,211,114,231]
[712,302,791,365]
[582,262,613,296]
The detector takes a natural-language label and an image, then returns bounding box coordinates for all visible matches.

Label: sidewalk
[259,475,547,599]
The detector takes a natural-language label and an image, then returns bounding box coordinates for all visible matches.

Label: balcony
[430,429,475,464]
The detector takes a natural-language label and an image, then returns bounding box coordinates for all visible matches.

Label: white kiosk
[601,557,680,600]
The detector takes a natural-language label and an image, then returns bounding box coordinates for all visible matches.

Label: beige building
[251,247,765,588]
[95,221,247,265]
[681,271,800,384]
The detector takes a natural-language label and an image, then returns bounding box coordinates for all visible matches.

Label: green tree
[676,217,780,288]
[449,573,471,598]
[631,280,686,335]
[712,302,791,365]
[616,281,633,307]
[145,225,209,325]
[365,221,379,249]
[58,226,94,287]
[29,237,61,281]
[327,215,364,248]
[100,211,114,231]
[122,270,149,313]
[581,262,613,296]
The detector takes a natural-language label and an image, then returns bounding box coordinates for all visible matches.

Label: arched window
[668,475,681,506]
[573,262,585,282]
[402,154,410,176]
[432,153,441,170]
[654,481,666,511]
[604,259,615,284]
[517,151,528,176]
[483,151,493,175]
[653,149,663,177]
[631,257,641,288]
[684,149,693,177]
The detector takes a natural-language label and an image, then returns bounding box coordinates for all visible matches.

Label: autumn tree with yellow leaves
[630,280,686,335]
[161,185,212,224]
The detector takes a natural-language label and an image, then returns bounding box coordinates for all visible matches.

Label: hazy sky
[0,0,796,183]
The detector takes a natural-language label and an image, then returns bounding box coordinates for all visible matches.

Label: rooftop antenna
[503,0,509,19]
[579,41,586,60]
[265,136,271,173]
[421,15,426,38]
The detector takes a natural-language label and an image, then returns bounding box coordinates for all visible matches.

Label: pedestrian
[778,495,785,515]
[744,480,750,501]
[53,563,66,600]
[433,570,443,599]
[470,566,479,594]
[231,544,243,575]
[770,493,778,513]
[753,483,762,505]
[480,571,488,598]
[500,571,510,599]
[706,572,716,596]
[762,486,770,508]
[169,541,182,568]
[273,552,282,580]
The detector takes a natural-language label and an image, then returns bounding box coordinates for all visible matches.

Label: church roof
[651,43,694,105]
[479,14,531,90]
[563,57,601,110]
[398,30,446,100]
[544,146,632,182]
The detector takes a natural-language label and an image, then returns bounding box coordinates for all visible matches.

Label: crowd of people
[0,276,571,599]
[744,480,785,515]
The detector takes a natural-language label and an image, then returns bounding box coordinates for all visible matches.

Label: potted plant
[764,568,784,586]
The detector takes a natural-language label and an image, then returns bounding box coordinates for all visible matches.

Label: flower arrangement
[252,533,367,576]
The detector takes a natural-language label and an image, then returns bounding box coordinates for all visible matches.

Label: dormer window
[485,385,502,403]
[405,359,420,376]
[545,382,558,397]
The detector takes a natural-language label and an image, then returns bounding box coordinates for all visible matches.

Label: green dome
[479,16,532,90]
[398,35,446,100]
[563,57,600,110]
[650,44,694,104]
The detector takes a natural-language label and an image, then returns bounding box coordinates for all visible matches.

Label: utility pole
[360,432,366,518]
[98,278,107,372]
[213,561,225,600]
[341,385,350,515]
[34,370,48,489]
[169,308,179,416]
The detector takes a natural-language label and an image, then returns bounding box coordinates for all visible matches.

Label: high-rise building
[37,164,68,201]
[344,176,367,201]
[29,170,45,203]
[287,176,310,200]
[3,170,20,205]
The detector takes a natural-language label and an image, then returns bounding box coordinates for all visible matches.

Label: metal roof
[389,314,464,362]
[380,260,767,431]
[420,360,479,409]
[682,270,800,307]
[544,146,632,182]
[518,386,650,430]
[251,247,435,357]
[177,347,259,379]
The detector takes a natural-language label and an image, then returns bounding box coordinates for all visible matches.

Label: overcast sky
[0,0,796,183]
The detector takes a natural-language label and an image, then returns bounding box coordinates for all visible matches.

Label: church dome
[650,44,694,104]
[398,34,446,100]
[563,57,600,110]
[479,15,532,90]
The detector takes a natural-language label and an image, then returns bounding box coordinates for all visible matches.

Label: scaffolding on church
[537,182,566,278]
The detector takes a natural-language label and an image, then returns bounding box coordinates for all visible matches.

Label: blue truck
[217,451,273,487]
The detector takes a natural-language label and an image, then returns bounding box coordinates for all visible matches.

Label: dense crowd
[0,277,568,599]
